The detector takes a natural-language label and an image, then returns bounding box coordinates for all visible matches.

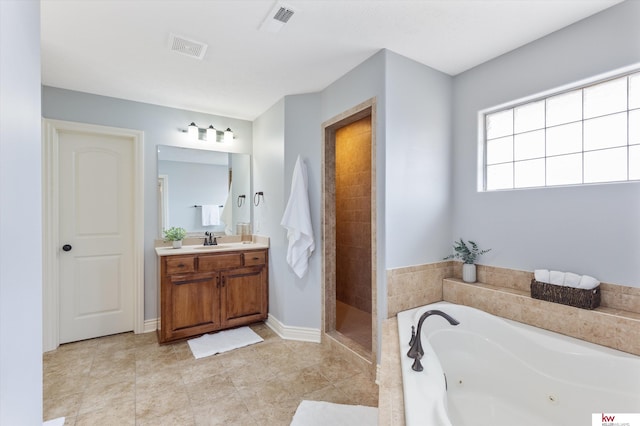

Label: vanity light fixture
[181,123,233,143]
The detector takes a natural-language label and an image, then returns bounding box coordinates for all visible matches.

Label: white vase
[172,240,182,249]
[462,263,476,283]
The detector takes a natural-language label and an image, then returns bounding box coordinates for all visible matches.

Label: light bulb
[188,122,198,140]
[224,128,234,143]
[206,125,216,142]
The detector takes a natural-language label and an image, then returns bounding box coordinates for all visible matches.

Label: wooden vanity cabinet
[221,265,267,328]
[158,249,268,343]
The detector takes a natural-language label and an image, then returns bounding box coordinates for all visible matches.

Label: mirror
[157,145,251,236]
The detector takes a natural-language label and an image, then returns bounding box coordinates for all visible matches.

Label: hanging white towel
[220,183,233,234]
[281,155,315,278]
[201,204,220,226]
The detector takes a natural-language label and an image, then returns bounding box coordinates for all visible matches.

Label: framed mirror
[157,145,251,236]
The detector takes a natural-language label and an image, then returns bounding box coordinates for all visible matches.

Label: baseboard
[143,315,321,343]
[143,318,159,333]
[265,314,321,343]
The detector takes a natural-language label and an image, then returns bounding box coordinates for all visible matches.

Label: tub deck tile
[444,278,640,356]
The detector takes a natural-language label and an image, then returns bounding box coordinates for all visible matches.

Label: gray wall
[0,1,43,423]
[42,87,253,320]
[252,93,325,330]
[452,0,640,287]
[253,51,387,334]
[253,49,454,357]
[252,99,286,323]
[385,51,453,267]
[282,94,323,327]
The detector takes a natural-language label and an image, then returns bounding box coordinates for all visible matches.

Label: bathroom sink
[194,242,255,250]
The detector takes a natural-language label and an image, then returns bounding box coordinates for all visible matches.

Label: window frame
[478,64,640,192]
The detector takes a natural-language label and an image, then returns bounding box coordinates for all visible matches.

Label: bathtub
[397,302,640,426]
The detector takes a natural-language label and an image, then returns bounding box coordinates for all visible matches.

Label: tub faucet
[407,309,460,372]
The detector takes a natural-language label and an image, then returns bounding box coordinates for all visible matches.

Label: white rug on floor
[187,326,263,359]
[290,401,378,426]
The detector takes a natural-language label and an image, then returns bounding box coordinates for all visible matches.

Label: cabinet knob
[62,244,72,252]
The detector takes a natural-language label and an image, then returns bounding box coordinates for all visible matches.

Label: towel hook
[237,195,246,207]
[254,191,264,206]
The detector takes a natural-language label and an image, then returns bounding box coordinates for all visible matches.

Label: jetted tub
[397,302,640,426]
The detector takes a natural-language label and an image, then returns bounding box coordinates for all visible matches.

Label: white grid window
[483,70,640,191]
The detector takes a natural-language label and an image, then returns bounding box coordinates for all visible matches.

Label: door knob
[62,244,72,252]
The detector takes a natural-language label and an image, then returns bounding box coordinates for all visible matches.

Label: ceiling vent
[168,33,208,60]
[273,6,295,23]
[259,2,296,33]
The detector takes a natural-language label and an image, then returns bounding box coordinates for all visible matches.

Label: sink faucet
[203,232,217,246]
[407,309,460,372]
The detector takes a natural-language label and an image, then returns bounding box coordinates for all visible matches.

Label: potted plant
[163,226,187,249]
[444,238,491,283]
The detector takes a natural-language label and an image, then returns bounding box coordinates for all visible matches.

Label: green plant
[163,226,187,242]
[444,239,491,264]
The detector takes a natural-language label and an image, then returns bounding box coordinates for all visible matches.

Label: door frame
[321,98,377,365]
[42,119,145,352]
[158,174,169,236]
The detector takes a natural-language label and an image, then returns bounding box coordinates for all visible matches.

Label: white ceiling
[41,0,623,121]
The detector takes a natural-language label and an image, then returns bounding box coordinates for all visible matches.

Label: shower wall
[335,116,372,313]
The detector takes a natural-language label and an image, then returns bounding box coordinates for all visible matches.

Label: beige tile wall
[378,317,405,426]
[443,278,640,356]
[385,260,639,355]
[335,117,372,313]
[386,262,453,318]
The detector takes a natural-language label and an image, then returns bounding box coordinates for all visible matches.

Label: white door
[58,130,135,343]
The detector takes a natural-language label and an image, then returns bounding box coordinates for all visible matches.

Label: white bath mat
[187,326,263,359]
[290,401,378,426]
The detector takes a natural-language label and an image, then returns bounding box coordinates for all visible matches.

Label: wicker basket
[530,279,600,310]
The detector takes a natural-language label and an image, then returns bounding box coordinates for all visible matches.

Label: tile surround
[378,318,405,426]
[387,261,639,354]
[444,277,640,356]
[386,262,452,318]
[379,261,640,426]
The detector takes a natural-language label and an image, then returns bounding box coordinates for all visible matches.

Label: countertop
[155,235,269,256]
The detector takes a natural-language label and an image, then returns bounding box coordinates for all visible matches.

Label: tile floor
[335,300,373,353]
[43,323,379,425]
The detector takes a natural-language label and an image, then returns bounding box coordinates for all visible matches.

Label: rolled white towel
[549,270,565,285]
[563,272,582,288]
[534,269,550,283]
[578,275,600,290]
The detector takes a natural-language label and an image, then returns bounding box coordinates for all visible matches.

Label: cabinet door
[220,266,268,328]
[161,272,220,342]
